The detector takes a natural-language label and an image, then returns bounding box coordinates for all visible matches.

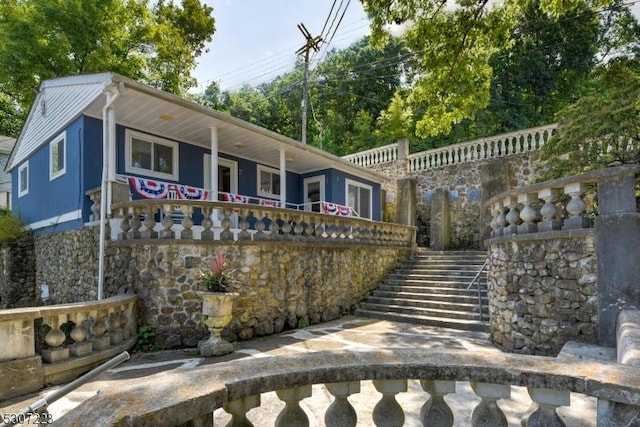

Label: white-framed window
[257,164,281,198]
[49,131,66,180]
[346,178,372,219]
[18,161,29,197]
[125,129,179,181]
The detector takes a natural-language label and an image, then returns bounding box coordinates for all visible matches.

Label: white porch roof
[8,72,383,183]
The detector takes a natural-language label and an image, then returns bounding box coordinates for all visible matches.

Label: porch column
[279,148,286,206]
[210,127,219,200]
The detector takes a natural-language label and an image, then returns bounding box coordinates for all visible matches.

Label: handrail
[467,259,488,322]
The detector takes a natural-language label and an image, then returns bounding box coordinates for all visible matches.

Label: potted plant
[197,251,239,357]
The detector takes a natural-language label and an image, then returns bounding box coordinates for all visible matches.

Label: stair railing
[467,259,488,322]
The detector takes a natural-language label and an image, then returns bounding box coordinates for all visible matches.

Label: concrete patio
[0,316,602,426]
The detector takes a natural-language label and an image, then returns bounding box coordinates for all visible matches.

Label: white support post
[210,127,219,201]
[279,148,287,206]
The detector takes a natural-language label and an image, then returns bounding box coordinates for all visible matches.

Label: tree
[361,0,615,138]
[538,60,640,179]
[0,0,215,137]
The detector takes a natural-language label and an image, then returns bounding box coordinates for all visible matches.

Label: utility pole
[296,23,321,144]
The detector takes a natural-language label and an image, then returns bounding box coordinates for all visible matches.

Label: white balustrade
[110,200,416,248]
[342,142,399,167]
[407,123,557,172]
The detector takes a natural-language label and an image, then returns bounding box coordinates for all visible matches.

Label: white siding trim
[25,209,82,230]
[257,164,281,199]
[125,129,179,181]
[345,178,373,220]
[49,131,66,181]
[18,161,29,197]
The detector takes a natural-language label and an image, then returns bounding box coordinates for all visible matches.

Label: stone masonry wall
[0,237,37,308]
[122,242,411,347]
[28,226,410,348]
[487,232,598,356]
[371,151,541,248]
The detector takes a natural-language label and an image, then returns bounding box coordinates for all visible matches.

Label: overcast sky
[193,1,640,93]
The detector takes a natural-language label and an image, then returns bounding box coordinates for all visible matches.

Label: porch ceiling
[82,77,382,182]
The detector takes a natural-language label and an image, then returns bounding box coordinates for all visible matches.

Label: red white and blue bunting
[321,201,353,216]
[128,177,210,201]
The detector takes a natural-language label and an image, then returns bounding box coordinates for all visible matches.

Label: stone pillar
[595,170,640,347]
[480,159,509,249]
[394,178,416,226]
[430,189,450,251]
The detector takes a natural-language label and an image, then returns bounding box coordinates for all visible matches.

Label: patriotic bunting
[259,199,282,208]
[223,193,250,204]
[128,177,209,200]
[321,202,353,216]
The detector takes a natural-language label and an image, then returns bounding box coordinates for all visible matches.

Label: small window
[257,165,281,198]
[346,178,372,219]
[50,132,66,180]
[18,161,29,197]
[125,129,179,180]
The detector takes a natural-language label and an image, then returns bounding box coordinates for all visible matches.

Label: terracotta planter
[197,291,239,357]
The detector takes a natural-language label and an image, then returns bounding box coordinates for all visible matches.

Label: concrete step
[390,270,485,279]
[378,284,487,295]
[373,290,488,305]
[354,309,490,333]
[364,296,489,315]
[384,278,487,288]
[359,302,486,321]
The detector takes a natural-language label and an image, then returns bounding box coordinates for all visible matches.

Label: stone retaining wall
[0,237,37,308]
[119,242,410,347]
[371,152,540,249]
[486,230,598,356]
[28,226,411,348]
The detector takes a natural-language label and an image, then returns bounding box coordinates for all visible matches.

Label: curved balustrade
[0,295,137,399]
[55,348,640,426]
[407,123,557,172]
[342,143,399,167]
[486,164,639,238]
[110,199,417,247]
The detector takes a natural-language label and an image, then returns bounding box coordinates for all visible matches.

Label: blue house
[6,73,384,235]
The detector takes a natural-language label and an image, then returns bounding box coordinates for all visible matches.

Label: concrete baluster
[127,207,142,239]
[224,394,260,427]
[141,206,158,239]
[293,219,304,239]
[69,311,92,357]
[118,304,130,340]
[325,381,360,427]
[420,379,455,427]
[220,209,234,241]
[269,214,281,239]
[42,314,69,363]
[108,308,123,345]
[280,217,293,239]
[537,188,562,232]
[503,197,520,235]
[90,310,111,351]
[521,387,570,427]
[517,193,539,234]
[160,205,175,239]
[490,203,503,238]
[238,209,252,240]
[470,382,510,427]
[563,182,589,229]
[118,214,131,240]
[253,209,268,241]
[201,206,214,240]
[372,379,407,427]
[275,385,312,427]
[180,205,194,239]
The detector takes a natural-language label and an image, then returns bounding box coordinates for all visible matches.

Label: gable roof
[7,72,383,183]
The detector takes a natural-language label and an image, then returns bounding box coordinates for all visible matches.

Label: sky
[193,1,370,92]
[193,1,640,93]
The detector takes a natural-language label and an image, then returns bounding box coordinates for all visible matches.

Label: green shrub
[0,208,25,243]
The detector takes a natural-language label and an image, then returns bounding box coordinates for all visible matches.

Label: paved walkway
[0,317,596,426]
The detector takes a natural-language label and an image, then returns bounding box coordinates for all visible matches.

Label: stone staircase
[355,250,490,332]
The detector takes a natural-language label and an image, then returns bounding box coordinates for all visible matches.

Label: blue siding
[12,117,86,228]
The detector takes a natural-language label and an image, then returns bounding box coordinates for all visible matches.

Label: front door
[303,175,325,212]
[203,154,238,199]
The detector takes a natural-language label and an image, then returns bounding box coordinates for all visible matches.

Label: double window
[125,129,178,180]
[346,179,372,219]
[257,165,281,198]
[49,132,66,180]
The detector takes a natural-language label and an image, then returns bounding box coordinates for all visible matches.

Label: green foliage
[0,0,215,136]
[136,325,164,352]
[0,208,25,243]
[538,61,640,179]
[200,251,235,292]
